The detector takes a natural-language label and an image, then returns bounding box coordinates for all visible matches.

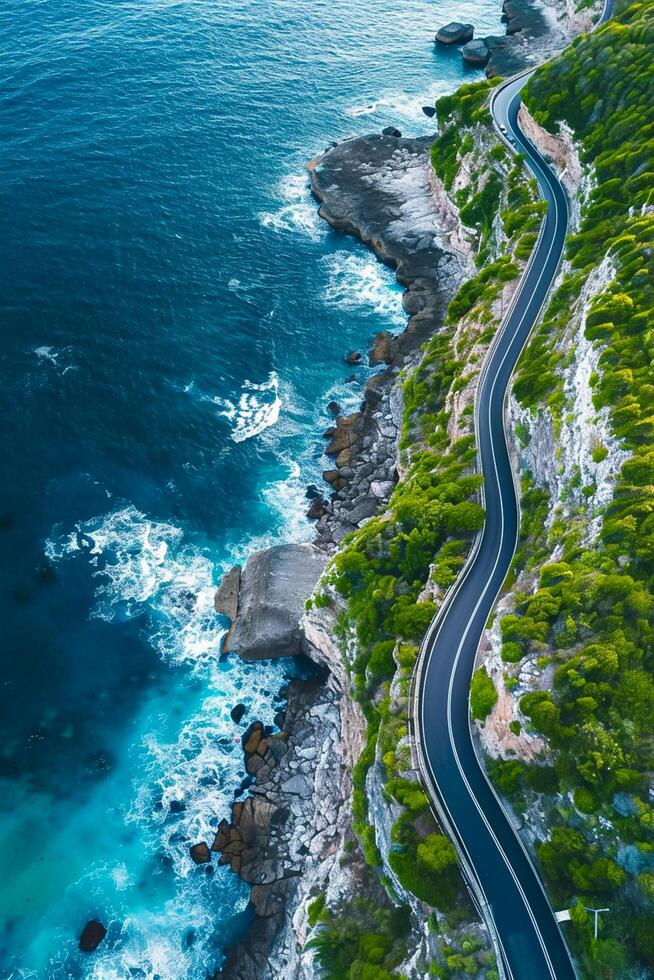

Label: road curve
[412,74,576,980]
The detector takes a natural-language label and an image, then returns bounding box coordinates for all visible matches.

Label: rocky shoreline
[214,131,466,978]
[308,133,471,552]
[211,0,602,973]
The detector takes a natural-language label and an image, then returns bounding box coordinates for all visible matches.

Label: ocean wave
[322,251,405,326]
[259,172,324,242]
[214,370,281,443]
[45,505,224,670]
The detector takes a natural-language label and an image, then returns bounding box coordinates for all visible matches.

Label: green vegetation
[490,3,654,975]
[306,898,411,980]
[470,667,497,721]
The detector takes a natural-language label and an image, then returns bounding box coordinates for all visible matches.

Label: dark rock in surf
[382,126,402,138]
[79,920,107,953]
[307,497,327,520]
[422,105,436,117]
[344,351,362,365]
[231,703,247,724]
[189,841,211,864]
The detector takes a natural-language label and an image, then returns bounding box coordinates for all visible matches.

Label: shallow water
[0,0,501,975]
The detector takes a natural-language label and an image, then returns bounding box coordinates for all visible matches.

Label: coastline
[212,0,600,974]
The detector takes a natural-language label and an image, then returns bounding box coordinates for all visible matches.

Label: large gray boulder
[435,21,474,44]
[462,39,490,65]
[217,544,326,660]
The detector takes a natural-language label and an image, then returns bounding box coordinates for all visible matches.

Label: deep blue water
[0,0,501,975]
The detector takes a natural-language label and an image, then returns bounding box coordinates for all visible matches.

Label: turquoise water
[0,0,501,975]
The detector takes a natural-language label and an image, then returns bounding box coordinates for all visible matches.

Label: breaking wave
[322,251,405,326]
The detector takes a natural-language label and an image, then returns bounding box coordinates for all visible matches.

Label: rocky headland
[308,133,472,551]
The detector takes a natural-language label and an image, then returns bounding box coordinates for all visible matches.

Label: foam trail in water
[259,173,325,241]
[214,370,282,443]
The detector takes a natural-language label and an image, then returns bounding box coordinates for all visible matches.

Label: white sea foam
[322,251,405,326]
[259,172,324,241]
[132,656,290,874]
[33,344,77,375]
[45,504,294,978]
[85,893,223,980]
[34,345,60,364]
[344,83,450,129]
[214,370,282,443]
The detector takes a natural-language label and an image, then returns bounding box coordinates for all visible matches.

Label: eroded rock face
[220,544,326,660]
[214,565,241,643]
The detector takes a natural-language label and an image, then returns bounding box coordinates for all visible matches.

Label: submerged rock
[79,920,107,953]
[189,841,211,864]
[462,38,490,64]
[221,544,326,660]
[422,104,437,118]
[230,703,247,723]
[344,350,362,365]
[435,21,474,44]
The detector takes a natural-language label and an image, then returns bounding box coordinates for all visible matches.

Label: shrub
[470,667,498,720]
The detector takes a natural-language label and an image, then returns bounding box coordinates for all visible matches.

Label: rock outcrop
[435,21,474,44]
[79,920,107,953]
[462,39,490,65]
[219,544,326,660]
[483,0,602,77]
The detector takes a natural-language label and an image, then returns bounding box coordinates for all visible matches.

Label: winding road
[412,69,575,980]
[411,0,615,971]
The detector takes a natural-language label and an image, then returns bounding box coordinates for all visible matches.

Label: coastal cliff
[211,0,613,975]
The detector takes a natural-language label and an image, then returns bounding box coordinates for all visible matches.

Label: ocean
[0,0,501,975]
